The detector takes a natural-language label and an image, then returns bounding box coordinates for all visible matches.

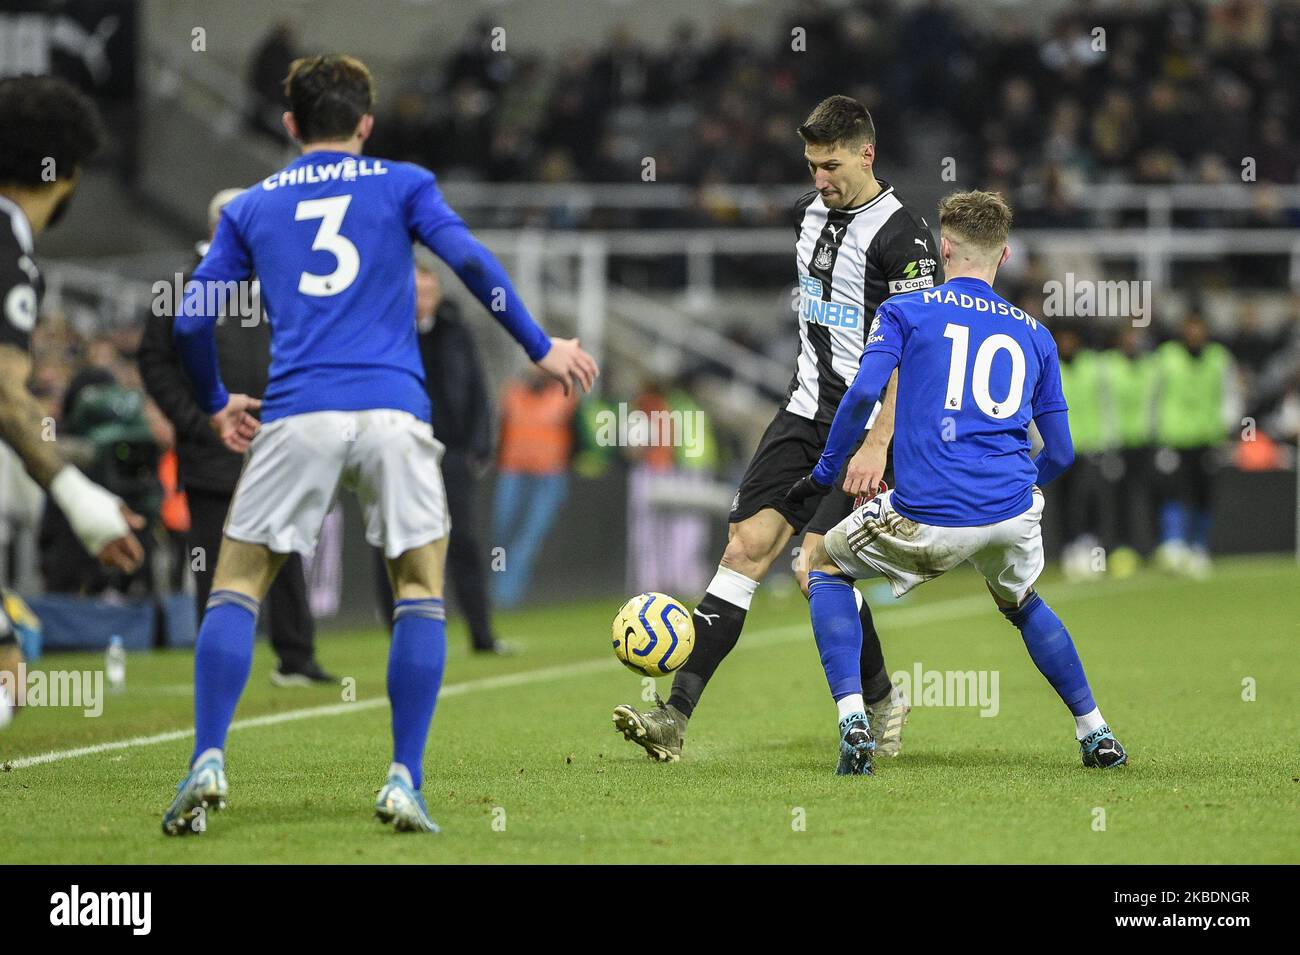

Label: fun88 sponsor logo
[797,276,862,329]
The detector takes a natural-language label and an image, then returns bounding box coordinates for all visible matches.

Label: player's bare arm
[844,369,897,497]
[0,342,63,487]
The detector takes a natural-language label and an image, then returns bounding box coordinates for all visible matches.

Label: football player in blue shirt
[787,190,1126,775]
[163,55,598,835]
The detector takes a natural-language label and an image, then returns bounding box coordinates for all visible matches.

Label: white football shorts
[823,487,1045,604]
[225,409,448,559]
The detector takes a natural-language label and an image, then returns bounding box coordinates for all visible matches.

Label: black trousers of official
[1056,452,1115,547]
[1154,445,1218,513]
[373,448,496,650]
[186,486,317,670]
[1110,446,1155,554]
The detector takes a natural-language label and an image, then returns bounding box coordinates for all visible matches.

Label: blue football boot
[375,764,440,833]
[161,754,228,836]
[836,712,876,776]
[1080,725,1128,768]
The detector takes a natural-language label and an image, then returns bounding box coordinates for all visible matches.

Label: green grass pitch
[2,556,1297,864]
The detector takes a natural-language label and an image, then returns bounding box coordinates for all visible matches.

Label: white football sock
[836,694,866,721]
[704,566,760,611]
[1075,707,1106,739]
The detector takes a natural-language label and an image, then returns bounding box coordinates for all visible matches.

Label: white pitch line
[3,562,1285,771]
[2,659,617,770]
[4,728,196,769]
[0,587,1071,771]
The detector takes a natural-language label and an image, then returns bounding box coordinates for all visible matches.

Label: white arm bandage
[49,466,129,557]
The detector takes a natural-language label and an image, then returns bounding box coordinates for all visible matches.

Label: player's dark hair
[0,75,103,188]
[798,95,876,148]
[284,54,375,143]
[938,190,1013,251]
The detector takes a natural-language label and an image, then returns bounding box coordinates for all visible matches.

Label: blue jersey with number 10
[870,276,1068,526]
[183,150,550,423]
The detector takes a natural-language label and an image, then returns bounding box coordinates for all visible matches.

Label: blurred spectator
[589,26,653,111]
[429,80,495,176]
[624,375,721,597]
[246,19,297,140]
[652,21,704,104]
[1019,165,1088,229]
[444,17,516,93]
[898,0,961,117]
[491,371,576,609]
[1264,364,1300,446]
[1252,115,1298,184]
[1243,296,1300,454]
[1040,12,1106,74]
[367,89,438,166]
[1151,314,1238,577]
[39,364,159,596]
[373,263,510,654]
[1091,89,1141,175]
[1231,301,1279,399]
[1101,327,1157,568]
[155,422,190,592]
[1054,326,1112,580]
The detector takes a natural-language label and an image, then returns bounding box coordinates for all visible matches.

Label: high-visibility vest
[667,390,720,472]
[1153,342,1232,448]
[159,448,190,533]
[1059,350,1108,454]
[497,380,576,475]
[1101,350,1155,448]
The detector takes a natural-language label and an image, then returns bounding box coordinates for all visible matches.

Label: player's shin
[1000,593,1105,738]
[810,571,877,774]
[191,590,259,764]
[666,566,757,719]
[388,598,448,790]
[855,587,892,705]
[808,571,865,715]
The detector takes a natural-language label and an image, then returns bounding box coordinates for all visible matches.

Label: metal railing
[41,262,156,329]
[440,182,1300,229]
[469,226,1300,324]
[43,223,1300,404]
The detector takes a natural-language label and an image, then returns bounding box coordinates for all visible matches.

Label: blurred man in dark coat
[374,262,509,653]
[246,19,297,139]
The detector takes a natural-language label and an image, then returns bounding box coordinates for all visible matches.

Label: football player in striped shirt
[790,191,1126,774]
[614,96,940,762]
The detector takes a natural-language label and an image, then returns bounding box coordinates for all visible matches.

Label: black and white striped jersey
[785,180,942,423]
[0,196,40,354]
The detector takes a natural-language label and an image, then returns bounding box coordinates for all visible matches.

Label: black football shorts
[728,409,891,536]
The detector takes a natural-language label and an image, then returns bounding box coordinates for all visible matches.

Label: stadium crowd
[242,0,1300,229]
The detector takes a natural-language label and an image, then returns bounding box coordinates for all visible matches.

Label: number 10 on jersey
[942,323,1025,419]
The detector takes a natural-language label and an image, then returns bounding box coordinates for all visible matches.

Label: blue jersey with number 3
[867,276,1067,526]
[188,150,549,423]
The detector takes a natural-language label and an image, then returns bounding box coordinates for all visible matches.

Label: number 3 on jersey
[942,323,1025,419]
[296,196,359,296]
